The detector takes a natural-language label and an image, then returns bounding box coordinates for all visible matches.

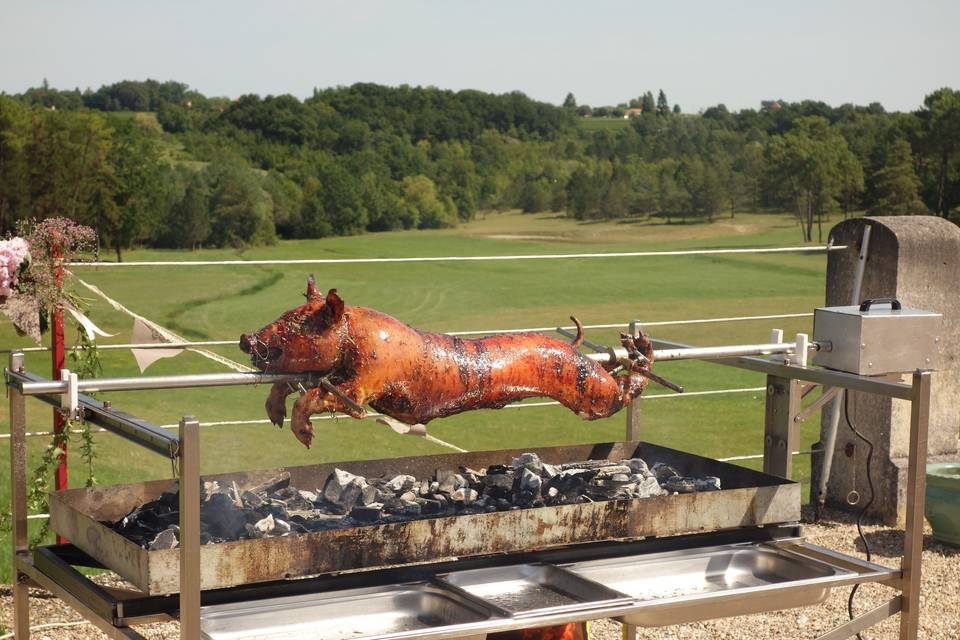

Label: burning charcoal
[399,491,417,503]
[253,514,276,537]
[518,468,542,494]
[480,472,513,499]
[635,476,663,498]
[662,476,697,494]
[158,485,179,507]
[486,464,510,475]
[594,465,632,477]
[626,458,651,477]
[298,490,318,504]
[385,474,416,493]
[451,488,479,504]
[652,463,681,483]
[438,472,466,495]
[148,528,179,551]
[203,480,222,496]
[541,463,559,479]
[247,473,291,496]
[349,504,383,523]
[274,519,292,535]
[494,498,513,511]
[203,493,248,540]
[511,452,543,475]
[262,499,289,521]
[429,481,440,493]
[420,498,442,515]
[323,468,366,513]
[241,490,265,510]
[695,476,721,491]
[361,484,380,506]
[401,501,422,516]
[544,471,587,504]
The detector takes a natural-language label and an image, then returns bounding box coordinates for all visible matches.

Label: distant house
[624,107,644,119]
[761,100,783,111]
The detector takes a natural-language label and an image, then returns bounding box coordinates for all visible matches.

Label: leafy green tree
[867,139,928,216]
[402,175,456,228]
[917,88,960,216]
[672,104,681,115]
[563,93,577,109]
[764,117,853,241]
[205,156,277,247]
[0,97,31,231]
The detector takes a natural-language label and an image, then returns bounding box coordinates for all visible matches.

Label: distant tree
[868,139,928,216]
[576,104,592,117]
[641,92,655,114]
[402,175,456,228]
[837,148,865,218]
[519,178,550,213]
[563,93,577,109]
[673,104,681,114]
[103,119,166,261]
[764,117,853,241]
[656,90,670,117]
[205,156,277,247]
[917,88,960,216]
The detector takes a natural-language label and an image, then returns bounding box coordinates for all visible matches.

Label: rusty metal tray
[48,441,800,595]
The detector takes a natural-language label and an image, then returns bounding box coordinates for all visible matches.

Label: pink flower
[0,237,30,298]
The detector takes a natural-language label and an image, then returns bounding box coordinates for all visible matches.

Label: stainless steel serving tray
[435,564,631,618]
[199,583,495,640]
[566,541,892,626]
[198,541,897,639]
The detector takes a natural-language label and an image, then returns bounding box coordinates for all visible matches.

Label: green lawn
[0,210,832,582]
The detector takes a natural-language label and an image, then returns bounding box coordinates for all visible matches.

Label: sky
[1,1,958,113]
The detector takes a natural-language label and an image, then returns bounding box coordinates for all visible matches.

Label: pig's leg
[289,385,368,449]
[265,383,294,427]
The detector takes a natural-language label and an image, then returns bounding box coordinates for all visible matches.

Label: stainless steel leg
[899,371,930,639]
[179,416,201,640]
[623,321,642,640]
[9,352,30,639]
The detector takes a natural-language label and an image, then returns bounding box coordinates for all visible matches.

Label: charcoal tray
[48,441,799,595]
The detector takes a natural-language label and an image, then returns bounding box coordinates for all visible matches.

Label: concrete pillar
[812,216,960,525]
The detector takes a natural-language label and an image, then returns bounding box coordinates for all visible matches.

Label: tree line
[1,79,958,258]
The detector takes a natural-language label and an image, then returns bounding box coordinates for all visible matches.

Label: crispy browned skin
[240,278,652,448]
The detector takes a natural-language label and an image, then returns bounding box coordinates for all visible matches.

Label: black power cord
[844,393,875,640]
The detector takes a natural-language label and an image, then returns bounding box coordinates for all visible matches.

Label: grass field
[0,210,833,582]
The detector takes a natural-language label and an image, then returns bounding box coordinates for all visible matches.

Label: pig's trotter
[265,383,291,428]
[290,391,317,449]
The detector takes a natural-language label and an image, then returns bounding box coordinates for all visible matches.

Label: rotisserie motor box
[812,298,941,375]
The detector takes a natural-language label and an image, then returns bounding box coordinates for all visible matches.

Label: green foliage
[868,139,928,216]
[3,80,960,247]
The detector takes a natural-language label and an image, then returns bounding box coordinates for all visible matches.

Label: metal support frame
[179,417,201,640]
[5,348,932,640]
[8,352,30,639]
[763,376,803,478]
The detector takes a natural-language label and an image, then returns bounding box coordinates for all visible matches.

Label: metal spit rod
[7,340,814,397]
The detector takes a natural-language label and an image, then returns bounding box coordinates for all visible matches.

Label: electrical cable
[844,392,874,640]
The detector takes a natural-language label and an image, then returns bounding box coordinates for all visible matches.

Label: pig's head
[239,276,346,374]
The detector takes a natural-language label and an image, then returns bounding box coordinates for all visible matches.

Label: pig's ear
[320,289,345,326]
[305,275,321,300]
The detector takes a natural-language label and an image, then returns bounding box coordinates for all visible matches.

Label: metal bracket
[60,368,81,423]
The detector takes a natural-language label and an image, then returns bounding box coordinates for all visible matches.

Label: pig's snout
[239,333,257,354]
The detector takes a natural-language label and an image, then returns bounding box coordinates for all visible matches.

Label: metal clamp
[60,368,81,423]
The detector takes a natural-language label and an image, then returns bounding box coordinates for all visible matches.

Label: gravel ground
[2,507,957,639]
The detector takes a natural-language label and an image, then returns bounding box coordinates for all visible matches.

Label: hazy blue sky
[2,1,957,112]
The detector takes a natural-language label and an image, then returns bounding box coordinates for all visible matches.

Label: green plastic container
[926,463,960,547]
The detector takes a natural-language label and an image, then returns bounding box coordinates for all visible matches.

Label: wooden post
[899,370,931,639]
[763,375,802,478]
[179,417,201,640]
[9,352,30,639]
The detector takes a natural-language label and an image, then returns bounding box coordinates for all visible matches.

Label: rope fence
[66,244,847,268]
